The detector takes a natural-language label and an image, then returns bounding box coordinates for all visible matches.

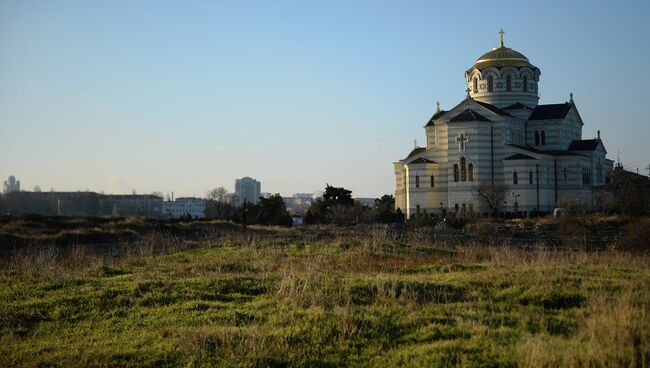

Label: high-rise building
[3,176,20,194]
[235,177,261,205]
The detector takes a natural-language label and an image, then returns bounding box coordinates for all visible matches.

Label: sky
[1,0,649,198]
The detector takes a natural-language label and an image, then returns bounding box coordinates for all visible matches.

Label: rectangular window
[529,171,533,184]
[430,175,435,188]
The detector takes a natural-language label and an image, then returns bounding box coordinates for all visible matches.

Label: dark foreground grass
[1,227,649,367]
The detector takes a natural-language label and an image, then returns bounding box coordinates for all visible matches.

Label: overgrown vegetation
[1,223,649,367]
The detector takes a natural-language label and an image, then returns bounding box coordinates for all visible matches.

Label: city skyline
[2,1,649,198]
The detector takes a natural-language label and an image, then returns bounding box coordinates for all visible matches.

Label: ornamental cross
[456,133,468,152]
[499,29,505,47]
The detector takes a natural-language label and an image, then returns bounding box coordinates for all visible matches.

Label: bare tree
[474,183,507,217]
[151,191,164,199]
[205,187,233,219]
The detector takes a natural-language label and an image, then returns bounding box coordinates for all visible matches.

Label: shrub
[617,217,650,251]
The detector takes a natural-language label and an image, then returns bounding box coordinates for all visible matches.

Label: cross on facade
[499,29,505,47]
[456,134,468,152]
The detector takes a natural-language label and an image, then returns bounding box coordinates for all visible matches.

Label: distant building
[235,177,261,205]
[260,192,273,199]
[283,193,314,214]
[162,197,205,219]
[98,194,163,217]
[356,198,377,208]
[3,176,20,194]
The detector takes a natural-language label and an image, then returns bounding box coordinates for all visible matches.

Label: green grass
[1,234,649,367]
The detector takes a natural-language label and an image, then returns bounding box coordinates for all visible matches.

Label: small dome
[472,46,535,70]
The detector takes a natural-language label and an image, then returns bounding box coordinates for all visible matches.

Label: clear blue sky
[1,0,649,198]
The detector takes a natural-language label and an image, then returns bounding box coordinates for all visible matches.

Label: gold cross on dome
[499,29,505,47]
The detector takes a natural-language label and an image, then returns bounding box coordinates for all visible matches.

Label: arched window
[473,77,478,93]
[529,171,533,184]
[415,174,420,188]
[534,131,540,146]
[453,164,459,182]
[416,204,421,215]
[430,175,435,188]
[461,157,467,182]
[506,75,512,91]
[513,171,518,185]
[523,76,528,92]
[541,131,546,146]
[468,163,474,181]
[488,76,494,92]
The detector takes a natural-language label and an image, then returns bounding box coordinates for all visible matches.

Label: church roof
[408,157,437,164]
[503,102,533,110]
[448,109,492,123]
[405,147,426,159]
[505,144,582,157]
[504,153,537,161]
[528,103,573,120]
[425,110,448,126]
[471,46,537,71]
[568,139,601,151]
[473,100,512,116]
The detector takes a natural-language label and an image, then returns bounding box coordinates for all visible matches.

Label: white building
[3,176,20,194]
[162,197,205,219]
[394,31,613,218]
[235,177,261,205]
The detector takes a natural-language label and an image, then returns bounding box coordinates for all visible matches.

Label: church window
[523,76,528,92]
[461,203,466,214]
[473,77,478,93]
[541,131,546,146]
[453,164,459,182]
[563,167,568,182]
[416,205,421,215]
[430,175,435,188]
[488,76,494,92]
[529,171,533,184]
[513,171,518,185]
[415,174,420,188]
[535,131,540,146]
[468,163,474,181]
[454,203,459,212]
[597,162,603,183]
[506,75,512,91]
[461,157,467,182]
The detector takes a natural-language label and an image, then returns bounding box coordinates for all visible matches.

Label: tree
[474,183,507,217]
[254,194,292,226]
[205,187,235,219]
[373,194,404,223]
[151,191,164,199]
[322,184,354,208]
[610,168,649,216]
[304,184,355,224]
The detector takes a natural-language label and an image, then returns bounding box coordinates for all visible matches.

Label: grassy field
[1,224,649,367]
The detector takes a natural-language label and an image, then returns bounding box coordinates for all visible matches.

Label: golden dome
[468,30,538,71]
[472,46,536,70]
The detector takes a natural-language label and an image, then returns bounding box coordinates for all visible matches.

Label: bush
[617,218,650,251]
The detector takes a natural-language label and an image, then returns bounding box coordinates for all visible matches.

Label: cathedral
[394,31,613,218]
